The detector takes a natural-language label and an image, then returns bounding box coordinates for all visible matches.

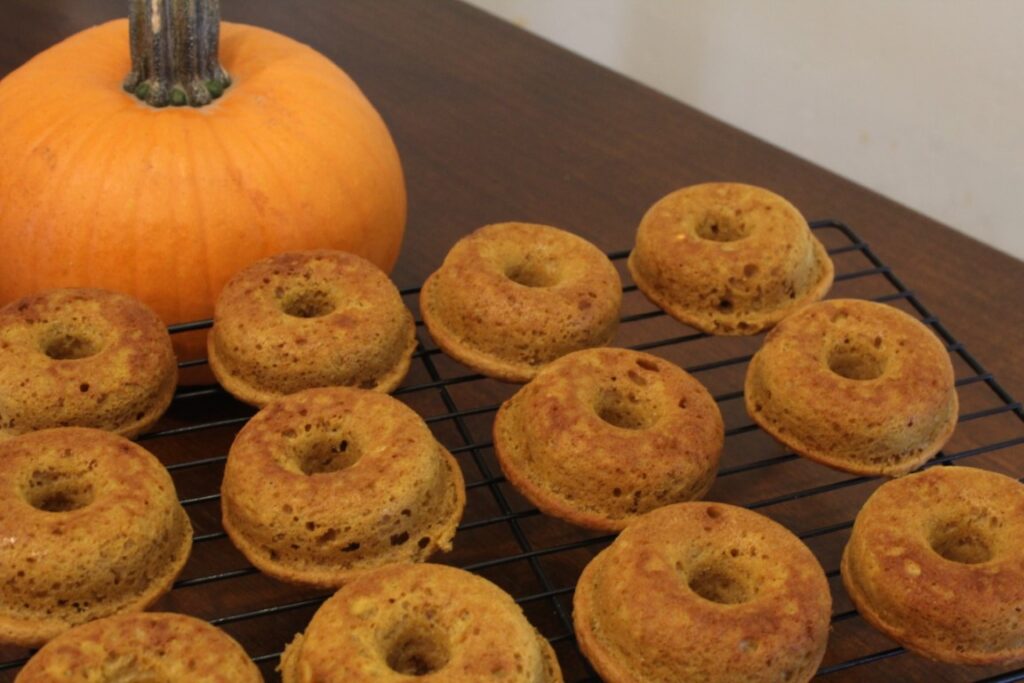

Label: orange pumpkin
[0,5,406,380]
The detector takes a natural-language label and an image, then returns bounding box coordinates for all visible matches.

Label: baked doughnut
[628,183,833,334]
[0,428,192,647]
[420,222,622,382]
[15,612,262,682]
[494,348,723,530]
[221,387,465,588]
[0,288,177,440]
[280,563,562,682]
[745,298,958,476]
[842,466,1024,666]
[208,250,416,407]
[573,502,831,682]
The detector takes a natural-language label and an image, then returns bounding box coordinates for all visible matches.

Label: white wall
[466,0,1024,261]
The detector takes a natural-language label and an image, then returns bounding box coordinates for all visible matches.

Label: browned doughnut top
[745,299,958,476]
[15,612,262,682]
[0,288,177,440]
[280,563,562,682]
[842,466,1024,666]
[221,387,465,588]
[574,502,832,683]
[420,223,622,382]
[208,250,416,407]
[628,183,833,335]
[494,348,723,530]
[0,428,192,647]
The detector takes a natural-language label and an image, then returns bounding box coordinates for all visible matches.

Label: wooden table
[2,2,1022,681]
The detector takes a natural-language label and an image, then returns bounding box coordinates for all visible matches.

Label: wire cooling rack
[1,220,1022,682]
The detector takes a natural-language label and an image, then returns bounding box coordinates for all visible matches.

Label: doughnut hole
[928,516,995,565]
[385,621,451,676]
[281,289,336,318]
[288,431,362,476]
[594,385,659,430]
[41,327,103,360]
[504,258,560,288]
[827,336,889,380]
[23,467,95,512]
[695,210,752,243]
[683,555,760,605]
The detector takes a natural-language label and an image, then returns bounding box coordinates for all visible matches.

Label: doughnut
[745,298,958,476]
[279,563,562,682]
[420,222,622,383]
[15,612,262,682]
[842,466,1024,666]
[221,387,465,588]
[494,348,723,530]
[628,183,833,335]
[573,502,831,682]
[0,288,177,440]
[0,428,192,647]
[208,250,416,407]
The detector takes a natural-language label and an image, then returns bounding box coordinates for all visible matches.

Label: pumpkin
[0,1,406,381]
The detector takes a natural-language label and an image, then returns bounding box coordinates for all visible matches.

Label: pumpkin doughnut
[745,298,958,476]
[280,563,562,682]
[494,348,723,530]
[0,428,192,647]
[15,612,262,682]
[208,250,416,407]
[842,466,1024,666]
[0,288,177,441]
[221,387,465,588]
[628,183,833,334]
[420,223,622,383]
[573,502,832,683]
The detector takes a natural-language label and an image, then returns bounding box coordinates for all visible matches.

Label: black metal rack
[1,220,1022,682]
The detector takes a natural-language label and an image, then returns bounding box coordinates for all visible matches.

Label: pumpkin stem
[124,0,231,108]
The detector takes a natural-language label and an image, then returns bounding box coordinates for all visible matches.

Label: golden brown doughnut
[280,563,561,682]
[421,222,622,382]
[0,288,177,440]
[573,502,832,682]
[842,466,1024,666]
[15,612,262,682]
[629,183,833,334]
[746,298,958,476]
[209,250,416,407]
[0,428,192,647]
[494,348,723,530]
[221,387,465,588]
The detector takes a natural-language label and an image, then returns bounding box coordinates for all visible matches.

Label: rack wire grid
[1,219,1023,682]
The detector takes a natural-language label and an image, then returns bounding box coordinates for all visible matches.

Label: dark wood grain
[1,1,1022,682]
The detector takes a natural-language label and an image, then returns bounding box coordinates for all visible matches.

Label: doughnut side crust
[209,250,416,407]
[628,183,834,335]
[0,289,177,441]
[494,348,723,530]
[0,428,192,647]
[841,466,1024,666]
[221,388,465,588]
[14,612,262,682]
[745,299,958,476]
[420,223,622,383]
[278,563,562,683]
[573,502,831,683]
